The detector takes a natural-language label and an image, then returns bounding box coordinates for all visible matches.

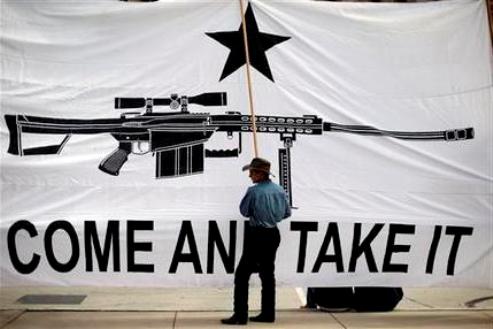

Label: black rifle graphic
[4,92,474,206]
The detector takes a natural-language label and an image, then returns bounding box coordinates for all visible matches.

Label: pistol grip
[99,146,131,176]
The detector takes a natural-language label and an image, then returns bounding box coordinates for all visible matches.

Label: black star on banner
[206,3,290,82]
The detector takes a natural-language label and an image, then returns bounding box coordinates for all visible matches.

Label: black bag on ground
[306,287,403,311]
[352,287,404,312]
[306,287,354,309]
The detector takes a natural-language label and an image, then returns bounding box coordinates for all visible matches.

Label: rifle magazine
[155,144,205,178]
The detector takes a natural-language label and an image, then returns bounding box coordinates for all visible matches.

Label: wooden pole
[486,0,493,47]
[239,0,259,158]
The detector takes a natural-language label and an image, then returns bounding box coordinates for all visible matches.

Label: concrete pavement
[1,287,492,328]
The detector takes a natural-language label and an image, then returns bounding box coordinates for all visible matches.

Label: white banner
[1,0,492,287]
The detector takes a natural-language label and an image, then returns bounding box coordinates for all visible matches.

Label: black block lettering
[290,221,318,273]
[348,223,384,273]
[169,221,203,274]
[85,221,120,272]
[44,220,80,273]
[426,226,442,274]
[7,220,41,274]
[127,220,154,273]
[382,224,415,273]
[445,226,473,275]
[312,222,344,273]
[207,221,236,274]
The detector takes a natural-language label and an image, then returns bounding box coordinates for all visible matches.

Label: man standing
[222,158,291,325]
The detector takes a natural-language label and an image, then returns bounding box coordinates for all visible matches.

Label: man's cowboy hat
[242,157,274,176]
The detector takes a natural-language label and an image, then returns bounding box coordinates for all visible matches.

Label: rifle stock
[5,115,20,155]
[5,114,72,156]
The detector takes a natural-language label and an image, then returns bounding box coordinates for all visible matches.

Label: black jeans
[233,224,281,319]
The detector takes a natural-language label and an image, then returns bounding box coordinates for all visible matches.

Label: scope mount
[143,95,189,114]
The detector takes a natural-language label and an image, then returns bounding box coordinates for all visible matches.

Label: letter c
[7,220,41,274]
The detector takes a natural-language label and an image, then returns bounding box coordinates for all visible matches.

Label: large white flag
[1,0,491,287]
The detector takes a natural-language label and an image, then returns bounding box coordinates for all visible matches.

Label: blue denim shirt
[239,179,292,228]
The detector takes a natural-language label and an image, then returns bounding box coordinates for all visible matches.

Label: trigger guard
[132,141,150,154]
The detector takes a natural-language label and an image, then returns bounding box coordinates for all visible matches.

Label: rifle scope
[114,92,227,109]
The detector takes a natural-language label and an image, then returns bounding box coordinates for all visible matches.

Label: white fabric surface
[0,0,491,287]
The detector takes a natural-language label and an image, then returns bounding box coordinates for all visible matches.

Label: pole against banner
[239,0,259,158]
[486,0,493,47]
